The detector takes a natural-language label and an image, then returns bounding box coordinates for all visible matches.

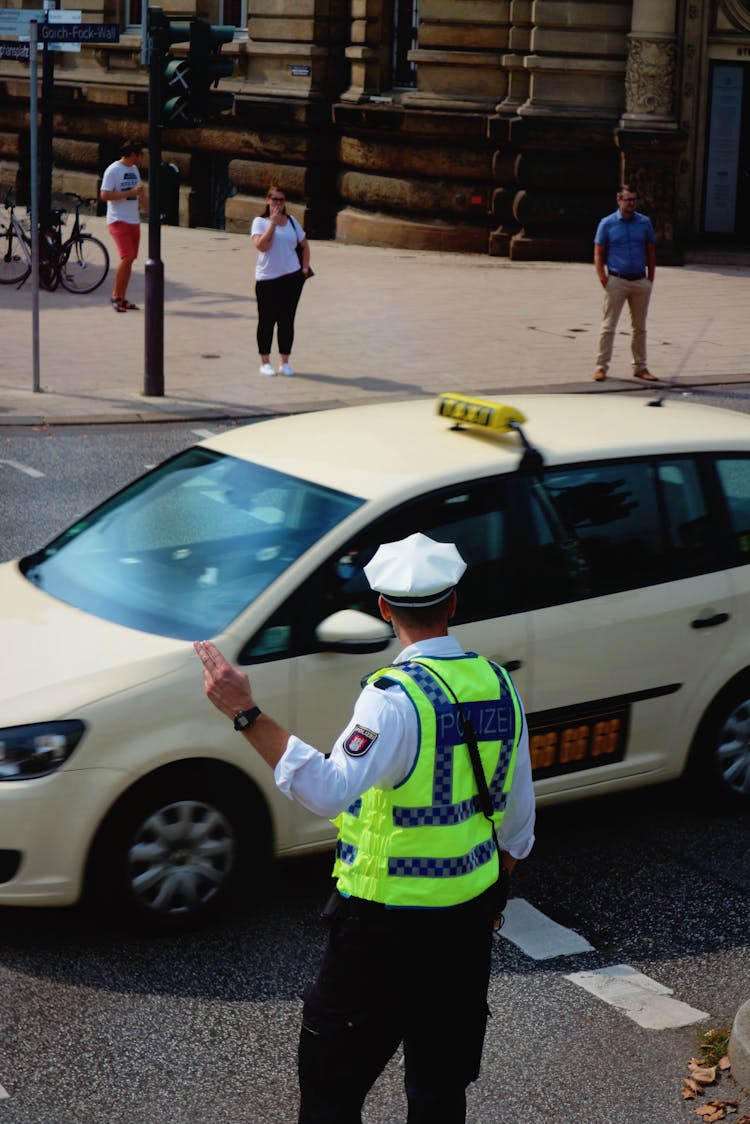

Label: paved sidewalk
[2,215,750,425]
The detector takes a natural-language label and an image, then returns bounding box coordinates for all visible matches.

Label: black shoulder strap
[409,660,495,821]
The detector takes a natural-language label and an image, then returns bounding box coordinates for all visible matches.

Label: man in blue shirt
[592,185,657,382]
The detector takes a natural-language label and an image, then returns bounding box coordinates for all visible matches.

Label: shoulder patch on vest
[344,725,379,758]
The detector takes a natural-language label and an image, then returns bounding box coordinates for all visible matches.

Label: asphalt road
[0,410,749,1122]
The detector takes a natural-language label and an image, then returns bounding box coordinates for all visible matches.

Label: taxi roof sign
[437,393,527,433]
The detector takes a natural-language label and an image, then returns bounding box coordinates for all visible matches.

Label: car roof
[200,394,750,499]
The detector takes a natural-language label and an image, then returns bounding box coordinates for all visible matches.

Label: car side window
[239,478,514,663]
[657,459,718,576]
[541,461,667,597]
[716,457,750,559]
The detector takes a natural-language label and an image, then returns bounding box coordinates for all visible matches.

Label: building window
[125,0,247,33]
[126,0,143,30]
[218,0,247,32]
[393,0,417,88]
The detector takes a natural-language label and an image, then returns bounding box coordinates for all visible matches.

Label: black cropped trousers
[297,885,497,1124]
[255,269,304,356]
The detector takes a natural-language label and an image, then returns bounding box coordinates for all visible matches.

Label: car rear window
[716,457,750,558]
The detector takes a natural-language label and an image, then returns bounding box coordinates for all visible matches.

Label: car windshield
[21,448,364,640]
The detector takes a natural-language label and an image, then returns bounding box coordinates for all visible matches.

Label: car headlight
[0,721,86,780]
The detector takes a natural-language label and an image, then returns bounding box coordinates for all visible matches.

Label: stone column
[340,0,388,102]
[403,0,510,110]
[616,0,685,262]
[495,0,533,116]
[520,1,631,119]
[620,0,679,131]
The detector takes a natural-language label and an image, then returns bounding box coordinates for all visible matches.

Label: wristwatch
[233,706,261,731]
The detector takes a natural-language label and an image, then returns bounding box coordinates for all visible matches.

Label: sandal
[111,297,127,313]
[121,300,140,311]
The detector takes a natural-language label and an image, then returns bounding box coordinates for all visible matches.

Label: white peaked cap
[364,532,467,607]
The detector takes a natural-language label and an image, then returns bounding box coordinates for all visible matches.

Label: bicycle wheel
[59,234,109,294]
[0,224,31,285]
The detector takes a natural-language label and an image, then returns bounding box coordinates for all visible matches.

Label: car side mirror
[315,609,393,653]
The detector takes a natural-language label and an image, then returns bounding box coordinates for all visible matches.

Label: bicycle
[0,189,110,294]
[0,188,46,288]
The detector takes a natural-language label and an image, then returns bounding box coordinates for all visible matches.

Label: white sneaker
[259,363,276,377]
[279,362,295,377]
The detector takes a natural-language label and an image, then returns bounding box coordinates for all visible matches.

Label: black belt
[608,270,645,280]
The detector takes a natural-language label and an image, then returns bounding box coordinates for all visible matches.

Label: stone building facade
[0,0,749,259]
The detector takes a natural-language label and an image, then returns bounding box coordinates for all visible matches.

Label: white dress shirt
[274,635,535,859]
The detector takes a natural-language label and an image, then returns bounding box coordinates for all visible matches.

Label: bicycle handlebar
[64,192,95,209]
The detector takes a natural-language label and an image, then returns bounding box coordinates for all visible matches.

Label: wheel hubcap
[127,799,236,915]
[715,699,750,797]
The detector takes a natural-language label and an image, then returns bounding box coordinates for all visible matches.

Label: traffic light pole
[144,6,164,397]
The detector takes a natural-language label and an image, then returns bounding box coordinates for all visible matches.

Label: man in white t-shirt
[100,140,147,313]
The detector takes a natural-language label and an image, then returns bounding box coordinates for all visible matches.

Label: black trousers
[297,886,497,1124]
[255,270,304,356]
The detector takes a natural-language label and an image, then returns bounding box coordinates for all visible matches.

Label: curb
[3,376,749,428]
[730,1000,750,1094]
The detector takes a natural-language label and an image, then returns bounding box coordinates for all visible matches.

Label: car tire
[86,766,269,932]
[689,674,750,809]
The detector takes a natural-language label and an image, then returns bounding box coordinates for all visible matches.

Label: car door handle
[502,659,523,672]
[691,612,730,629]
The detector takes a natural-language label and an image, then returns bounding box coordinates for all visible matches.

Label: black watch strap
[234,706,261,731]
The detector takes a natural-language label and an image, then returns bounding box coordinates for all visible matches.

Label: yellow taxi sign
[436,393,527,433]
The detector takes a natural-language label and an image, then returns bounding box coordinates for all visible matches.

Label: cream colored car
[3,393,750,929]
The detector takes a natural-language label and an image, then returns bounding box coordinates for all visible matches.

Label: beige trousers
[596,275,652,374]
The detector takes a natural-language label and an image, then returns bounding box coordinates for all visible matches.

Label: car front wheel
[87,768,267,931]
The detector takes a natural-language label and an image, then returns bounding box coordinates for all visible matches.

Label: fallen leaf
[696,1105,725,1122]
[719,1055,731,1071]
[691,1066,719,1084]
[685,1078,705,1095]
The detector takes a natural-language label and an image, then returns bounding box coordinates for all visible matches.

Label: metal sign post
[39,2,55,228]
[144,6,165,396]
[29,19,40,393]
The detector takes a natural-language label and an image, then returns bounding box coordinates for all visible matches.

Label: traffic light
[148,13,193,126]
[151,15,235,127]
[162,23,192,125]
[187,20,235,124]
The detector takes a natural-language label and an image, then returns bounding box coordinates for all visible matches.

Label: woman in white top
[251,186,311,377]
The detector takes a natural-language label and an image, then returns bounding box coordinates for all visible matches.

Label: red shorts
[108,221,140,260]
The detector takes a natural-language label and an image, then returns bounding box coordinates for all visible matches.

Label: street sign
[0,10,39,35]
[0,39,31,61]
[0,9,81,34]
[16,10,83,53]
[39,22,119,44]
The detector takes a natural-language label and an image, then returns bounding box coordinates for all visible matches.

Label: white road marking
[191,428,215,439]
[0,1083,8,1099]
[501,902,710,1030]
[565,964,709,1029]
[500,898,594,960]
[0,458,44,478]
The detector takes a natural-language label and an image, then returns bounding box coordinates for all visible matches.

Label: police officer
[195,532,535,1124]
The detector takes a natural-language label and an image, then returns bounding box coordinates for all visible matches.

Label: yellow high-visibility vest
[332,655,522,907]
